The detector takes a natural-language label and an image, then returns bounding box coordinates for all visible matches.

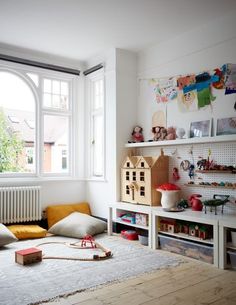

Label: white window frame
[0,60,78,180]
[85,69,105,180]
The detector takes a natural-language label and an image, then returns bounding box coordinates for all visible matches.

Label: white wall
[137,12,236,140]
[85,49,137,218]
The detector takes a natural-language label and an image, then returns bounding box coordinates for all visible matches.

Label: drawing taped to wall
[216,117,236,136]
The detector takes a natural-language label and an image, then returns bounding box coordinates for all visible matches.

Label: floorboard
[38,254,236,305]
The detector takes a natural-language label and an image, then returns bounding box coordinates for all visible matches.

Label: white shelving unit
[218,214,236,269]
[108,202,152,248]
[151,207,219,267]
[125,134,236,148]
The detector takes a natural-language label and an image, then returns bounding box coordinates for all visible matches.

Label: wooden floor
[41,255,236,305]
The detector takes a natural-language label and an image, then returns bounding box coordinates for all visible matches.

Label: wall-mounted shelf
[184,184,236,190]
[196,170,235,174]
[125,135,236,148]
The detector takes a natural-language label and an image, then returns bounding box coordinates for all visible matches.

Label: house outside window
[0,61,77,178]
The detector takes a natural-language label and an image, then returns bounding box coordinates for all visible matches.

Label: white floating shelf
[125,135,236,148]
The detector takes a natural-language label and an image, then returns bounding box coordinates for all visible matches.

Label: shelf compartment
[114,219,149,230]
[159,231,213,245]
[159,234,213,264]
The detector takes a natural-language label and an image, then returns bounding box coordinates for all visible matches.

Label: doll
[131,126,144,143]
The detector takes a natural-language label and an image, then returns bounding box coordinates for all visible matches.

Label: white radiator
[0,186,41,224]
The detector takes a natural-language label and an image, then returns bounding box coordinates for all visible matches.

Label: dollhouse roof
[136,156,158,169]
[121,156,139,168]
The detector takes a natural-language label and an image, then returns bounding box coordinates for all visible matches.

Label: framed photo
[190,119,211,138]
[216,117,236,136]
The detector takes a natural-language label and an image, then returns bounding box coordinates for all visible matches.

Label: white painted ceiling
[0,0,236,62]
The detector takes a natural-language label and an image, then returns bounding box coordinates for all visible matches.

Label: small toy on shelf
[203,194,230,215]
[152,126,167,141]
[189,194,203,211]
[166,126,176,140]
[176,127,185,139]
[173,167,180,181]
[177,199,189,209]
[188,164,195,179]
[129,126,144,143]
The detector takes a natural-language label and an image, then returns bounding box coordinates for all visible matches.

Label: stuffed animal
[152,126,167,141]
[166,127,176,140]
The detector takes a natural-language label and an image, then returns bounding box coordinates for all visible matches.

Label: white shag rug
[0,234,183,305]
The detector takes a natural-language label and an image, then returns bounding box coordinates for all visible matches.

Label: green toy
[203,195,230,215]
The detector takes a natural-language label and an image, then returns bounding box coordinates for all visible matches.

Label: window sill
[0,176,84,185]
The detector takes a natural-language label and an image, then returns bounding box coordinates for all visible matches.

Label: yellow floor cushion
[46,202,91,228]
[7,225,47,240]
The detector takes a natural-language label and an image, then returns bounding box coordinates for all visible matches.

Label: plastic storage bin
[138,235,148,246]
[227,251,236,269]
[159,234,213,264]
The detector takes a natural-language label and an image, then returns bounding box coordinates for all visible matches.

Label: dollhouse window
[132,172,136,181]
[127,162,130,168]
[126,171,130,181]
[126,185,130,195]
[140,171,145,181]
[140,186,145,196]
[141,162,145,168]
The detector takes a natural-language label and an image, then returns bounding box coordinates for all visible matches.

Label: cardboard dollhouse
[121,150,169,206]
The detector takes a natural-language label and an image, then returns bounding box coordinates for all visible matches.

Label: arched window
[0,62,76,178]
[0,71,36,174]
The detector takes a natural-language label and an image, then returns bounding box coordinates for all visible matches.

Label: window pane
[93,79,103,109]
[0,71,35,173]
[43,115,69,173]
[92,114,103,176]
[43,79,51,93]
[52,94,60,108]
[43,93,52,107]
[43,78,69,110]
[61,82,68,95]
[52,80,60,94]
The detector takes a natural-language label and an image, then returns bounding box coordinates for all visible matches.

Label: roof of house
[3,108,66,144]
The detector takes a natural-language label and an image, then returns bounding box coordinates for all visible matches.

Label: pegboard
[136,141,236,215]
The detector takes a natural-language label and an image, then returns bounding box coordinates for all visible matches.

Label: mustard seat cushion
[46,202,91,228]
[7,225,47,240]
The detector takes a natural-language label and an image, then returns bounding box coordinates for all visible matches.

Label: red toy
[121,230,138,240]
[81,235,97,248]
[172,167,180,181]
[189,194,203,211]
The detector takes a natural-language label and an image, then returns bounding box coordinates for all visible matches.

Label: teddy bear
[165,127,176,140]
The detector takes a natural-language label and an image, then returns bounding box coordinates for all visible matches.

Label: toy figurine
[189,164,195,179]
[173,167,180,181]
[130,126,144,143]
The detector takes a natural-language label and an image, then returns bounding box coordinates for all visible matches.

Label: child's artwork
[154,77,177,103]
[223,63,236,95]
[212,68,225,89]
[177,75,195,90]
[195,72,216,108]
[178,89,198,112]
